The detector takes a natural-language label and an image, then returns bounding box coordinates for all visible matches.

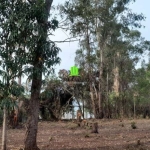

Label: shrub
[131,122,137,129]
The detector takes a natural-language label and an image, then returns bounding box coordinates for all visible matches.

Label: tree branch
[54,37,79,43]
[54,40,79,43]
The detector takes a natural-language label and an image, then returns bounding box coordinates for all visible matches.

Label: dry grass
[0,119,150,150]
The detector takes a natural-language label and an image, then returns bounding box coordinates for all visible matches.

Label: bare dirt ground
[1,119,150,150]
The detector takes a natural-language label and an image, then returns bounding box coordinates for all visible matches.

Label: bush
[131,122,137,129]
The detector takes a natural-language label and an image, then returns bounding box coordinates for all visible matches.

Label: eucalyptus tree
[133,62,150,107]
[0,1,26,149]
[0,0,60,149]
[61,0,150,118]
[91,0,150,118]
[60,0,102,118]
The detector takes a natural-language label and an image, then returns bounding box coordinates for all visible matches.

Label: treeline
[57,0,150,119]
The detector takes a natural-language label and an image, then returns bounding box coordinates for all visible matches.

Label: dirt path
[0,119,150,150]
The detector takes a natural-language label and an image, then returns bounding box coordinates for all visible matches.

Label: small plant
[131,121,137,129]
[67,123,78,130]
[85,125,91,130]
[121,123,124,127]
[49,136,53,142]
[84,134,90,138]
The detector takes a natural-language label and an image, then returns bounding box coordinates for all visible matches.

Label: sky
[51,0,150,75]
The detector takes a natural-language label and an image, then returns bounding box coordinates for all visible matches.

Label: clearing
[0,119,150,150]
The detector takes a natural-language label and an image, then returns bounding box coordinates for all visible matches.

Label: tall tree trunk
[76,98,83,119]
[2,44,9,150]
[82,94,84,119]
[24,70,41,150]
[85,25,100,118]
[97,27,109,119]
[24,0,53,149]
[1,106,7,150]
[90,86,96,117]
[113,53,120,97]
[98,47,103,119]
[18,75,23,123]
[85,24,98,119]
[113,67,119,96]
[106,71,110,118]
[113,53,121,118]
[97,32,104,119]
[95,0,104,119]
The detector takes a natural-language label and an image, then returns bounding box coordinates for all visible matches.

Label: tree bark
[1,106,7,150]
[97,34,104,119]
[24,64,42,150]
[89,84,97,118]
[18,76,21,85]
[24,0,53,149]
[85,24,97,119]
[94,0,104,119]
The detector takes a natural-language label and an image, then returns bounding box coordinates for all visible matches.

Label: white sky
[52,0,150,74]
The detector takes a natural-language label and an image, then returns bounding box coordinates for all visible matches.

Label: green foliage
[0,77,24,109]
[0,0,61,80]
[133,62,150,107]
[0,0,61,113]
[59,0,150,119]
[0,97,18,110]
[10,81,24,97]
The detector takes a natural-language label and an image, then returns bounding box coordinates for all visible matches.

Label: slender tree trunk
[113,53,120,97]
[18,76,21,85]
[18,75,23,123]
[85,24,98,119]
[134,97,136,119]
[24,0,53,149]
[2,44,9,150]
[95,0,104,118]
[82,95,84,119]
[1,106,7,150]
[95,0,103,119]
[98,37,104,119]
[106,71,110,118]
[89,84,99,118]
[24,64,42,150]
[99,57,103,119]
[24,28,44,149]
[75,91,84,119]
